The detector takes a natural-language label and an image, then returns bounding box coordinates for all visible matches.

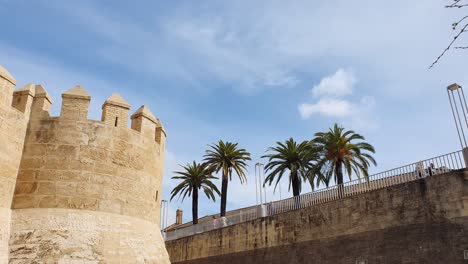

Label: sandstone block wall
[12,117,163,223]
[0,64,171,263]
[9,208,169,263]
[166,170,468,264]
[0,67,30,263]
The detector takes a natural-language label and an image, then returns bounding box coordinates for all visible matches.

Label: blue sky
[1,0,467,224]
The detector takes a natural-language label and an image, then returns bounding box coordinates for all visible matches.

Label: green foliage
[204,140,251,183]
[170,161,220,202]
[262,138,319,197]
[171,161,220,224]
[204,140,251,216]
[311,123,376,186]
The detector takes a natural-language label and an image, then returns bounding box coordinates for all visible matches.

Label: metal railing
[164,206,258,241]
[164,150,465,241]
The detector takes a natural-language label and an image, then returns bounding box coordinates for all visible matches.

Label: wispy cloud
[299,98,354,118]
[29,0,468,97]
[162,19,300,92]
[311,68,356,98]
[299,69,378,130]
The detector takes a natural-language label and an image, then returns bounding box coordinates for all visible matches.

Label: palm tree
[311,123,376,197]
[262,138,318,197]
[170,161,220,224]
[204,140,251,217]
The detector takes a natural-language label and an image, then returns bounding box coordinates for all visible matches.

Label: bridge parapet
[165,150,466,241]
[166,169,468,264]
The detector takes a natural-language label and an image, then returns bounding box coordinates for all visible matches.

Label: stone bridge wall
[166,170,468,264]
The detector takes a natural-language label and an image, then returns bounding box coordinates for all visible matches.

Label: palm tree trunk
[335,160,344,198]
[291,171,300,197]
[192,187,198,225]
[291,171,301,208]
[220,170,228,217]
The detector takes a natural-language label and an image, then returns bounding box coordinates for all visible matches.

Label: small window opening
[114,117,119,127]
[155,190,159,202]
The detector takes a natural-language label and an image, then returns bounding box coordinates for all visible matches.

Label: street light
[447,83,468,166]
[255,162,268,217]
[255,162,266,205]
[160,200,169,231]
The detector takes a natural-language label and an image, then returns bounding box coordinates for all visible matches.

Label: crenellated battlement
[9,82,166,144]
[0,64,171,263]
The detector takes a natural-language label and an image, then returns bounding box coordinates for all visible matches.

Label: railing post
[462,147,468,168]
[258,204,266,217]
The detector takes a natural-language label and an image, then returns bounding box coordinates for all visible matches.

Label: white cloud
[299,68,358,119]
[31,0,468,97]
[162,20,300,92]
[299,69,378,130]
[299,98,354,118]
[311,68,356,98]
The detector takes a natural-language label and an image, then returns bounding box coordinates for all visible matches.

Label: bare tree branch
[429,1,468,68]
[445,0,468,8]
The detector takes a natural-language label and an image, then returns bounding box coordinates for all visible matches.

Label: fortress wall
[8,87,170,263]
[12,118,163,222]
[166,170,468,264]
[0,66,15,106]
[0,67,30,263]
[9,208,170,263]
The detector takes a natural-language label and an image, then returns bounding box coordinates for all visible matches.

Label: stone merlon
[12,83,35,114]
[0,64,16,85]
[62,85,91,100]
[102,93,131,128]
[103,93,130,109]
[60,85,91,120]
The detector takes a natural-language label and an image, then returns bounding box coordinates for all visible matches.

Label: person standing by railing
[416,162,424,178]
[428,163,435,176]
[211,216,218,229]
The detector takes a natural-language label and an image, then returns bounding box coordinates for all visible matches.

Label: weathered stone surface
[0,208,11,264]
[0,65,29,263]
[13,106,165,224]
[9,209,171,264]
[166,170,468,264]
[175,220,468,264]
[0,64,170,263]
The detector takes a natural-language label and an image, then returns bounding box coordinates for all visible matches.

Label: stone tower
[0,64,171,263]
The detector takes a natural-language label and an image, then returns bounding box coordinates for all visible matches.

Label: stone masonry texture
[166,170,468,264]
[0,64,171,263]
[0,66,29,263]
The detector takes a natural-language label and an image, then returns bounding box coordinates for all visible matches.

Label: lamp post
[447,83,468,166]
[255,162,268,217]
[279,181,282,200]
[255,162,266,204]
[255,163,260,205]
[160,200,168,231]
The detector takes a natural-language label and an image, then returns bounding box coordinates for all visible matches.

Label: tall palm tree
[170,161,220,224]
[311,123,376,197]
[262,138,318,197]
[204,140,251,217]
